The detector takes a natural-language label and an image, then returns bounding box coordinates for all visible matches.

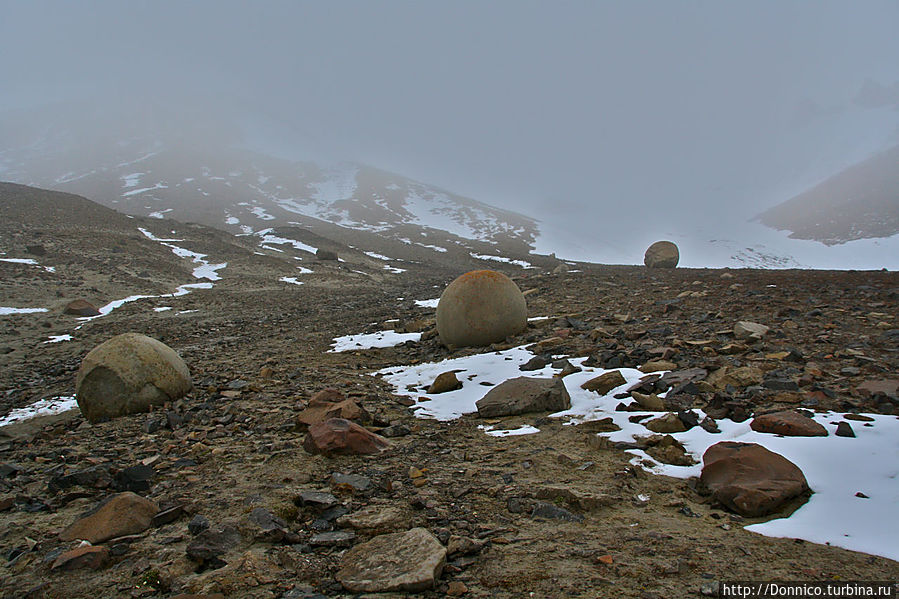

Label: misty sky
[2,1,898,226]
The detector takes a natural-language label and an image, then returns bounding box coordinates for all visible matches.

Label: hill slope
[757,145,899,245]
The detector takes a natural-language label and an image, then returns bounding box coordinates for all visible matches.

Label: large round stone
[75,333,192,423]
[436,270,527,347]
[644,241,679,268]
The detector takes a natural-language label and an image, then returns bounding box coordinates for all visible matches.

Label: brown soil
[1,186,898,598]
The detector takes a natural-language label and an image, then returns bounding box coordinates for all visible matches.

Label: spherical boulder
[644,241,679,268]
[75,333,192,423]
[436,270,527,347]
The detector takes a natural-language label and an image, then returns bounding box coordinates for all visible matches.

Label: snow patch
[0,307,48,315]
[0,396,78,427]
[330,330,421,352]
[375,346,899,560]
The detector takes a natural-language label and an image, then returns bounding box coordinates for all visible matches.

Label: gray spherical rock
[436,270,527,347]
[644,241,679,268]
[75,333,192,423]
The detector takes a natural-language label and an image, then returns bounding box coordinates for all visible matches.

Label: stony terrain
[1,184,898,598]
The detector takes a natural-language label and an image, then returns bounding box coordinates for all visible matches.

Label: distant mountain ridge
[757,145,899,245]
[0,124,538,255]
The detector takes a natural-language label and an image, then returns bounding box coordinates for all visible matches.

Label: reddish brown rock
[303,418,390,456]
[59,492,159,543]
[700,442,809,517]
[427,371,462,394]
[857,379,899,397]
[51,545,110,570]
[310,388,345,403]
[750,410,828,437]
[581,370,626,395]
[63,299,101,317]
[297,389,368,427]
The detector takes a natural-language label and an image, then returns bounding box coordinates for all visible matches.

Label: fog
[2,1,898,236]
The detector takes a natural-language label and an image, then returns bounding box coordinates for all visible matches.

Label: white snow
[43,334,72,344]
[225,215,240,225]
[414,298,440,308]
[139,228,226,281]
[0,307,48,315]
[74,230,225,321]
[115,151,159,169]
[122,182,167,197]
[375,345,899,561]
[363,251,394,261]
[0,258,55,272]
[470,252,535,269]
[121,172,143,188]
[533,216,899,271]
[0,396,78,427]
[479,424,542,437]
[256,230,318,254]
[148,208,173,219]
[279,276,305,286]
[384,265,407,273]
[249,205,276,220]
[330,330,421,352]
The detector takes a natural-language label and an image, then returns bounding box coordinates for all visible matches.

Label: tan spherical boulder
[75,333,192,423]
[644,241,679,268]
[436,270,527,347]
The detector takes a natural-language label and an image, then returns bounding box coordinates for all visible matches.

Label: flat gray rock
[475,376,570,417]
[337,527,446,593]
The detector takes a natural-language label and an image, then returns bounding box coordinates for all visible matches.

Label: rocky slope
[0,112,538,260]
[1,184,898,598]
[757,144,899,244]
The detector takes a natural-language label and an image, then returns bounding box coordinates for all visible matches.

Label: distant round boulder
[436,270,527,347]
[75,333,192,423]
[644,241,679,268]
[64,299,101,317]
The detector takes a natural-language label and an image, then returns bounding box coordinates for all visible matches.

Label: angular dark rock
[700,442,809,517]
[476,377,570,417]
[581,370,627,395]
[303,418,390,456]
[59,492,159,543]
[750,410,828,437]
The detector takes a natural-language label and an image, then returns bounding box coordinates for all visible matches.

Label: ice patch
[0,307,48,315]
[256,231,318,254]
[479,424,541,437]
[363,251,394,261]
[121,172,143,188]
[122,182,167,197]
[376,346,899,561]
[148,208,173,219]
[330,330,421,352]
[470,253,535,269]
[0,396,78,427]
[414,298,440,308]
[249,205,276,220]
[1,258,56,272]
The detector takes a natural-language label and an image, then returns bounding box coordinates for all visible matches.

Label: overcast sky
[2,1,898,225]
